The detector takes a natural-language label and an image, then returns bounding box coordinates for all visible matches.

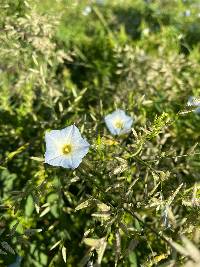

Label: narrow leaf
[167,183,183,206]
[75,199,93,211]
[50,240,61,251]
[62,246,67,263]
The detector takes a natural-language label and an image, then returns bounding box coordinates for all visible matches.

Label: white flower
[187,96,200,107]
[104,109,133,136]
[187,96,200,114]
[96,0,105,5]
[44,125,90,169]
[184,10,191,17]
[82,6,91,16]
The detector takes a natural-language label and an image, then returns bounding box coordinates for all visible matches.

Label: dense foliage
[0,0,200,266]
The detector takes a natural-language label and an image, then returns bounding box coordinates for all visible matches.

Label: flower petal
[45,155,66,167]
[44,125,90,169]
[105,114,119,135]
[120,117,133,134]
[105,109,133,135]
[70,125,84,142]
[59,156,74,169]
[71,148,89,169]
[45,130,62,146]
[187,96,200,107]
[59,125,75,143]
[45,131,63,161]
[44,150,61,162]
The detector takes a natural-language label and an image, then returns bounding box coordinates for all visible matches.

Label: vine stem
[78,160,194,262]
[80,161,172,246]
[123,207,197,262]
[122,207,172,247]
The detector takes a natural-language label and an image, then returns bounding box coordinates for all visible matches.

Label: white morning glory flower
[187,96,200,114]
[44,125,90,169]
[104,109,133,136]
[184,10,191,17]
[82,6,91,16]
[96,0,105,5]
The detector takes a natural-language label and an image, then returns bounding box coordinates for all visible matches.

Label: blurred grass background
[0,0,200,266]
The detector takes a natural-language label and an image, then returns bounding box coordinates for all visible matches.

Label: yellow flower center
[114,120,124,129]
[62,144,72,154]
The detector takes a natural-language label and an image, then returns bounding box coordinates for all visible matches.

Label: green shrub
[0,0,200,266]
